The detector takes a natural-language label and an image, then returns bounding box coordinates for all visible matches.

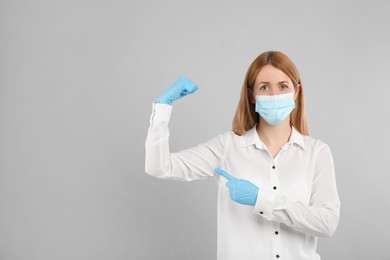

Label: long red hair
[232,51,309,136]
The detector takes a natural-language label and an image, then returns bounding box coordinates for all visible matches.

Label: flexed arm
[145,76,226,181]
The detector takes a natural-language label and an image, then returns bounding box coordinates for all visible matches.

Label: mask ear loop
[293,81,300,102]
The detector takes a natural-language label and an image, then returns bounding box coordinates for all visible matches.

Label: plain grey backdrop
[1,0,390,259]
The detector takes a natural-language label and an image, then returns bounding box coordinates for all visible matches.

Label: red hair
[232,51,309,136]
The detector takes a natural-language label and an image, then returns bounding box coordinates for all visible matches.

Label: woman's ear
[248,89,256,104]
[294,84,301,101]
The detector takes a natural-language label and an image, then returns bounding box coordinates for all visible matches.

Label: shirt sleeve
[145,103,228,181]
[253,142,341,237]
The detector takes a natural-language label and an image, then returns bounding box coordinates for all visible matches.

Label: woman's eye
[280,85,289,90]
[259,85,269,90]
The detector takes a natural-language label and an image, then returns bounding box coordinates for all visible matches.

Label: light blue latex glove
[215,168,259,206]
[155,76,199,105]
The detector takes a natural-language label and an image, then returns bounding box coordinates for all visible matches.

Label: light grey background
[1,1,389,259]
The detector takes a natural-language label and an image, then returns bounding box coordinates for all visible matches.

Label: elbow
[145,164,164,177]
[144,166,153,176]
[144,153,167,177]
[323,222,338,237]
[144,162,153,175]
[320,210,340,237]
[145,161,171,179]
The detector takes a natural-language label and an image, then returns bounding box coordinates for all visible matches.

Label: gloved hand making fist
[155,76,199,105]
[215,168,260,206]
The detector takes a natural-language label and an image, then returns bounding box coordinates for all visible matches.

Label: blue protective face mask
[255,92,296,126]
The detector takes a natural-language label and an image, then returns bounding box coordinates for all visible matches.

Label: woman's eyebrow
[257,81,290,85]
[257,81,270,85]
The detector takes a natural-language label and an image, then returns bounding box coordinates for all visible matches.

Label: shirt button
[275,231,279,235]
[273,186,277,190]
[272,165,276,169]
[260,211,264,214]
[276,255,280,258]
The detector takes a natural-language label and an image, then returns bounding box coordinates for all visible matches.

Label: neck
[256,117,292,148]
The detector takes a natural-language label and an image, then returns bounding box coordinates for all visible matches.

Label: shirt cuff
[150,102,172,123]
[253,188,276,220]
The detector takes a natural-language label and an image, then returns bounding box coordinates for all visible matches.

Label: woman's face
[252,65,300,100]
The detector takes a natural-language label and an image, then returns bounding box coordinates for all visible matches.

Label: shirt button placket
[270,163,279,193]
[271,165,277,189]
[272,221,281,260]
[271,161,281,260]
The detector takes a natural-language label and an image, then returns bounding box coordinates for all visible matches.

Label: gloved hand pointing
[215,168,259,206]
[155,76,199,105]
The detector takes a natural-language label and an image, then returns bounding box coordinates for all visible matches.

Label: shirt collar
[241,125,305,150]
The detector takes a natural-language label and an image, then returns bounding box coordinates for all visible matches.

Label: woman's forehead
[255,65,292,83]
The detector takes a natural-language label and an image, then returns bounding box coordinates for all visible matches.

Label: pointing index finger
[214,168,237,181]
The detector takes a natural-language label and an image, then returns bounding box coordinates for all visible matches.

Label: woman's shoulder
[300,132,332,154]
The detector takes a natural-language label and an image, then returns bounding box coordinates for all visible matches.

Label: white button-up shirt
[145,103,340,260]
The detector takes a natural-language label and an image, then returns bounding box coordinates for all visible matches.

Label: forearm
[254,189,340,237]
[145,103,172,177]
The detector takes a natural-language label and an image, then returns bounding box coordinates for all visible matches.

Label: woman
[145,51,340,260]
